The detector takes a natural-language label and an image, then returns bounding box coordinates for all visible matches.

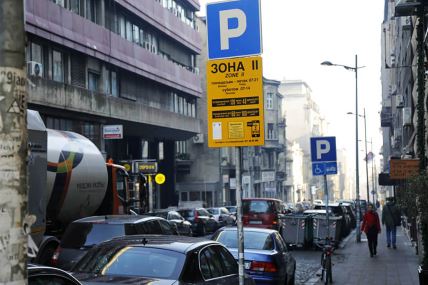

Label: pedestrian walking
[375,200,380,209]
[361,203,381,257]
[382,197,401,249]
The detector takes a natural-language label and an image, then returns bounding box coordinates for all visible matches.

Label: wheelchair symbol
[314,164,324,175]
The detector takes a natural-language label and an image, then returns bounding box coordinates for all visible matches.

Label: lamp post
[347,109,370,205]
[322,55,365,242]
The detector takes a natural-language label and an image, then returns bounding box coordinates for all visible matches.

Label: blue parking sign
[310,137,337,162]
[310,137,337,176]
[207,0,262,59]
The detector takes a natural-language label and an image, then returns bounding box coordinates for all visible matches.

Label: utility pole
[0,0,28,283]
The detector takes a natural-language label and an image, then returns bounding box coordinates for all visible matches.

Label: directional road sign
[207,56,263,147]
[206,0,262,59]
[310,137,337,176]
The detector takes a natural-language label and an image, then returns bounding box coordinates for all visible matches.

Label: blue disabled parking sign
[206,0,262,59]
[310,137,337,176]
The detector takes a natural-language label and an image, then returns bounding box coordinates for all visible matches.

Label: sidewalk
[306,225,419,285]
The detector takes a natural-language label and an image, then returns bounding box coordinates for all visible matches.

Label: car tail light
[250,261,278,273]
[51,246,61,266]
[194,211,199,223]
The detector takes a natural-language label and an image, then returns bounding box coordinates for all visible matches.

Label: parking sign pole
[235,147,245,285]
[324,175,330,239]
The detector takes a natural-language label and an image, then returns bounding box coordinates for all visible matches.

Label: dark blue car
[212,227,296,285]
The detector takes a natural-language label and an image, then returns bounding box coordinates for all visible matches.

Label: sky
[197,0,385,197]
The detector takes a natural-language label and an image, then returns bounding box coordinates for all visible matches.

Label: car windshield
[216,230,274,250]
[153,212,168,219]
[61,223,130,249]
[73,245,185,280]
[207,208,219,214]
[243,200,274,214]
[178,210,194,218]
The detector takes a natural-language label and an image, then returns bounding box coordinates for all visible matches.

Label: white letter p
[316,140,330,160]
[219,9,247,50]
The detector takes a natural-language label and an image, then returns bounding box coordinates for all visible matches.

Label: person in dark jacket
[361,203,381,257]
[382,197,401,249]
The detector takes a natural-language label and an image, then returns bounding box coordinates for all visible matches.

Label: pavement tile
[305,225,419,285]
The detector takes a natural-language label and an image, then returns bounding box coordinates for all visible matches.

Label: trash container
[312,215,342,246]
[280,214,314,247]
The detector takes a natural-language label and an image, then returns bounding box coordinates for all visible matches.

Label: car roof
[218,227,277,234]
[28,264,82,284]
[72,215,164,224]
[103,235,218,253]
[315,203,342,207]
[242,198,282,202]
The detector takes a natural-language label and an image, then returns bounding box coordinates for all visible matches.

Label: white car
[207,207,236,226]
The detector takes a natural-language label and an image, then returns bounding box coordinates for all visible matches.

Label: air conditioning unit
[27,61,43,77]
[396,94,404,108]
[403,107,412,126]
[192,133,204,144]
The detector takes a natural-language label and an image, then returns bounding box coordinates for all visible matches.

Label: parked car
[71,235,256,285]
[242,198,286,231]
[212,227,296,285]
[207,207,236,226]
[149,210,193,236]
[225,205,237,215]
[177,208,219,236]
[314,203,352,237]
[53,215,177,270]
[340,202,356,229]
[28,264,82,285]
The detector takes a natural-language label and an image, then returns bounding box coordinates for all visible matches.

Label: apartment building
[25,0,202,208]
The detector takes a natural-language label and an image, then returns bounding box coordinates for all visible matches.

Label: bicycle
[314,237,335,285]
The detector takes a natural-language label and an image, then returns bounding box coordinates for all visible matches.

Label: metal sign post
[235,147,244,285]
[324,175,330,239]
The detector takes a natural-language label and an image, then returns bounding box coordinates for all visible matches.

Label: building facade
[25,0,203,209]
[279,80,326,202]
[380,0,415,198]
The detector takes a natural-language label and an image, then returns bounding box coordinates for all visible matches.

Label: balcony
[25,0,202,97]
[28,77,201,139]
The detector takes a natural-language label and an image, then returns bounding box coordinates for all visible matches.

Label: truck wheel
[37,243,57,266]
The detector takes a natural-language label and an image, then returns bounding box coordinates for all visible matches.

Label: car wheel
[36,243,57,266]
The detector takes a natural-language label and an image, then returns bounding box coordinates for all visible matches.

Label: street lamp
[321,55,365,243]
[347,109,370,205]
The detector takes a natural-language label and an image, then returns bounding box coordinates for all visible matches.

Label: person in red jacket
[361,203,381,257]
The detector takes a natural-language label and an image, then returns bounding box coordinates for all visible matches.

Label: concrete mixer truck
[27,110,133,264]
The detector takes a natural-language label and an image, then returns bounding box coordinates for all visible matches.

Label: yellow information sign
[207,56,264,147]
[155,173,166,185]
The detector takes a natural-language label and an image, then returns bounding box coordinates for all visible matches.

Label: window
[52,0,65,7]
[266,92,274,109]
[88,71,99,92]
[30,43,42,63]
[52,50,64,82]
[118,15,126,38]
[111,71,118,97]
[199,247,224,279]
[132,24,140,44]
[217,246,238,276]
[267,123,275,139]
[126,20,132,42]
[159,220,175,235]
[85,0,97,23]
[69,0,80,14]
